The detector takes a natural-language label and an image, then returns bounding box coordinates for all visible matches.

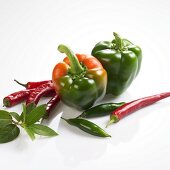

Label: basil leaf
[10,112,20,122]
[29,124,58,137]
[19,113,23,122]
[22,104,26,123]
[25,104,47,125]
[0,124,20,143]
[24,126,35,140]
[20,103,37,122]
[0,110,12,127]
[26,103,36,114]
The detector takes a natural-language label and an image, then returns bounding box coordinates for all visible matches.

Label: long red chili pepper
[14,79,52,89]
[106,92,170,127]
[14,79,55,97]
[26,83,55,105]
[3,90,33,107]
[44,94,60,118]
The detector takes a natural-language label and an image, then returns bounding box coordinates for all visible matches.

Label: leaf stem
[12,119,21,126]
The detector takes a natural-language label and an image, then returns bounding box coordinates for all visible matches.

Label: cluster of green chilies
[1,32,170,142]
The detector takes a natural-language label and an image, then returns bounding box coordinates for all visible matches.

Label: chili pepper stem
[106,115,119,128]
[12,119,22,126]
[58,44,84,74]
[14,79,27,88]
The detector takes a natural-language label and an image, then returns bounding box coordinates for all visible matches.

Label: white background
[0,0,170,169]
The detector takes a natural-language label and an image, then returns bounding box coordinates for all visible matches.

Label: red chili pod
[3,90,32,107]
[107,92,170,127]
[44,94,60,119]
[14,79,52,89]
[26,83,55,105]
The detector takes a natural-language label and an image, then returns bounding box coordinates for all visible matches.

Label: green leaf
[0,110,12,127]
[0,124,20,143]
[19,113,23,122]
[10,112,20,122]
[22,104,26,123]
[24,126,35,140]
[25,104,47,125]
[29,124,58,137]
[26,103,36,114]
[20,103,37,122]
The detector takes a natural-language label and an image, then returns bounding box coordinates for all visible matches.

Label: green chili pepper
[61,117,111,137]
[91,32,142,96]
[78,102,125,118]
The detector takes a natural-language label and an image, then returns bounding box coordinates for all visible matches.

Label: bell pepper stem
[106,115,119,128]
[113,32,123,51]
[58,44,84,74]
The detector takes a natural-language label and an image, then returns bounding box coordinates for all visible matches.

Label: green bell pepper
[52,44,107,110]
[91,32,142,96]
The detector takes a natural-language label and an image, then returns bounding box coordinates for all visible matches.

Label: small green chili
[61,117,111,137]
[78,102,125,118]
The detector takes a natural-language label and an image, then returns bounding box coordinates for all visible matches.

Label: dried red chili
[14,79,52,89]
[44,94,60,118]
[26,83,55,105]
[3,90,32,107]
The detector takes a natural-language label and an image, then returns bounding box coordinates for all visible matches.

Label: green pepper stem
[106,115,119,128]
[113,32,123,51]
[58,44,84,74]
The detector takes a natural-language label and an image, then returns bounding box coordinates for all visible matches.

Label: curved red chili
[14,79,55,97]
[107,92,170,127]
[14,79,52,89]
[44,94,60,119]
[3,90,32,107]
[26,83,55,105]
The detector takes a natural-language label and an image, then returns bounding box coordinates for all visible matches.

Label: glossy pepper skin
[78,102,125,118]
[91,32,142,96]
[52,44,107,110]
[61,117,111,137]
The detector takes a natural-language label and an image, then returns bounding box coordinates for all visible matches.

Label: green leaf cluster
[0,104,58,143]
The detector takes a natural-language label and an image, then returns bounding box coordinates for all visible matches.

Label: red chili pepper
[44,94,60,119]
[14,79,55,97]
[3,90,33,107]
[107,92,170,127]
[26,83,55,105]
[14,79,52,89]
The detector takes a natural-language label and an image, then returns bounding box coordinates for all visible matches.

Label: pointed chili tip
[106,115,119,128]
[61,117,67,121]
[106,134,112,138]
